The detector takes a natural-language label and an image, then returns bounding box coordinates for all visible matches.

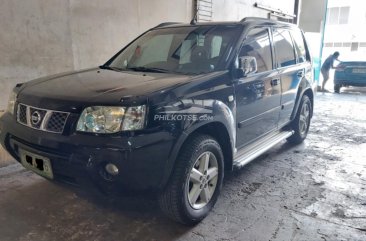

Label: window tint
[291,30,306,63]
[240,28,273,73]
[179,39,193,64]
[211,36,222,58]
[133,35,173,66]
[273,29,296,68]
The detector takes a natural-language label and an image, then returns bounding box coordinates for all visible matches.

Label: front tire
[158,134,224,225]
[287,95,312,144]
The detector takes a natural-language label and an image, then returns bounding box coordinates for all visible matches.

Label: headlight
[121,105,146,131]
[76,105,146,133]
[7,91,17,115]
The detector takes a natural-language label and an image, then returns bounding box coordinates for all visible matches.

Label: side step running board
[233,131,293,170]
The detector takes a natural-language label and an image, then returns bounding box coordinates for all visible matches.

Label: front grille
[46,112,69,133]
[18,104,27,124]
[16,103,69,134]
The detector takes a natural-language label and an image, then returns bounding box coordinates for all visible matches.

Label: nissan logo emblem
[31,111,42,125]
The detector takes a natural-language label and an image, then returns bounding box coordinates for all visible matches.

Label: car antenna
[190,8,199,25]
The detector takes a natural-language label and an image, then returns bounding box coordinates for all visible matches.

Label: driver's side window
[240,28,273,73]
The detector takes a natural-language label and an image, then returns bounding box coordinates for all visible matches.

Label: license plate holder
[19,149,54,179]
[352,68,366,74]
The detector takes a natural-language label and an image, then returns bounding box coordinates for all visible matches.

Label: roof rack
[254,3,296,20]
[154,22,182,28]
[240,17,268,22]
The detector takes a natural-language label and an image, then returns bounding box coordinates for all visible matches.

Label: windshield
[108,25,242,75]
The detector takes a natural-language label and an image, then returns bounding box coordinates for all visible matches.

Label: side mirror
[236,56,258,78]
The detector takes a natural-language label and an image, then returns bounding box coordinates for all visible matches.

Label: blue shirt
[321,55,336,71]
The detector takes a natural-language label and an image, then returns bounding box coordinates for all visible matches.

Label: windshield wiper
[99,65,124,71]
[126,66,170,73]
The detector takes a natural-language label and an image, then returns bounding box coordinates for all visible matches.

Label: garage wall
[0,1,73,111]
[298,0,326,32]
[0,0,193,110]
[68,0,194,70]
[0,0,295,110]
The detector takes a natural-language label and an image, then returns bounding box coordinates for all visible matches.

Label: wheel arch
[291,84,314,121]
[159,121,234,190]
[190,122,233,172]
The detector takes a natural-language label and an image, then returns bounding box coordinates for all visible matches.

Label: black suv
[0,17,314,225]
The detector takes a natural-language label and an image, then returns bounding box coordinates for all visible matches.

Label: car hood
[17,68,197,111]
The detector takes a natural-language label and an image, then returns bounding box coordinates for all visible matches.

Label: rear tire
[334,84,341,93]
[158,134,224,225]
[287,95,312,144]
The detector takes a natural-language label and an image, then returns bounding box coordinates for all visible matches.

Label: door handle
[297,71,304,78]
[271,78,280,86]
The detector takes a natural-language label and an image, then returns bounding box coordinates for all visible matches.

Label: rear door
[272,27,310,127]
[235,27,281,148]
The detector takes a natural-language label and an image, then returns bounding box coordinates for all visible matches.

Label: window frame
[290,29,308,64]
[271,27,298,69]
[237,26,275,75]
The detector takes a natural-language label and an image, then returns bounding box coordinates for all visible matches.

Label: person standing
[321,51,340,91]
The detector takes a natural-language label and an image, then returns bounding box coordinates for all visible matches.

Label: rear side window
[273,28,296,68]
[291,29,307,63]
[239,28,273,73]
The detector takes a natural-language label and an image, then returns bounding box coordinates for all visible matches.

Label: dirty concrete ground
[0,87,365,241]
[0,147,13,168]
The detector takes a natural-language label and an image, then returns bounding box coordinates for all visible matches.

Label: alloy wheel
[187,151,219,210]
[299,102,310,136]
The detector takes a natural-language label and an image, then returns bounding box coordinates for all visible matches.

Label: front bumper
[0,112,176,193]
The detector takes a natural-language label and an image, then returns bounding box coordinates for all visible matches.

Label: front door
[235,27,281,148]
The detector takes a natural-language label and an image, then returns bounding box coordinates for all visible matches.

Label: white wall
[0,0,193,110]
[298,0,326,32]
[0,0,295,110]
[325,0,366,43]
[323,0,366,60]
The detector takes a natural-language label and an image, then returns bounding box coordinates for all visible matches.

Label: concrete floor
[0,87,365,241]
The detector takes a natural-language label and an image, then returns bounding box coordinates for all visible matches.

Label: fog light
[105,163,119,176]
